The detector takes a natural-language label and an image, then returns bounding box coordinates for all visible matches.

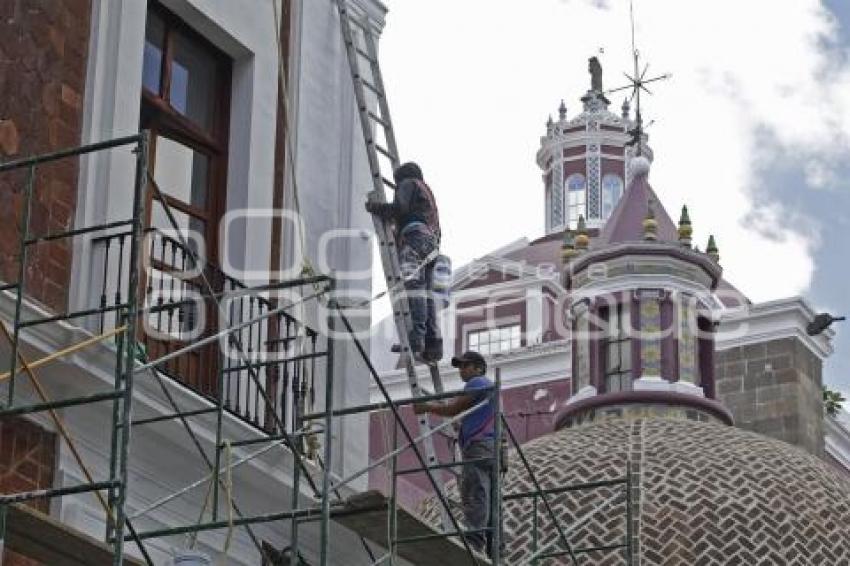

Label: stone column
[571,301,594,399]
[637,289,663,380]
[677,296,698,385]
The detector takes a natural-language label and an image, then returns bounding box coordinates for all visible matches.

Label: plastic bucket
[173,550,212,566]
[432,254,452,301]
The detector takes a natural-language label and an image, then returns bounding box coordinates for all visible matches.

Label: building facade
[1,1,384,564]
[369,58,848,515]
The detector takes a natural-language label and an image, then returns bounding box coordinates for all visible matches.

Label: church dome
[420,418,850,564]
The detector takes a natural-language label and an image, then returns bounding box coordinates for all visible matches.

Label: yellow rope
[0,325,127,382]
[0,320,121,526]
[222,440,235,555]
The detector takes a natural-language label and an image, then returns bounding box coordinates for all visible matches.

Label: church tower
[537,57,652,234]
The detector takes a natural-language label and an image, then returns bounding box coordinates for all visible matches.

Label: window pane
[143,13,164,94]
[621,340,632,371]
[170,31,218,131]
[607,342,619,371]
[609,309,619,337]
[154,137,210,209]
[151,200,206,257]
[621,303,631,336]
[601,175,623,219]
[469,333,478,347]
[511,325,520,338]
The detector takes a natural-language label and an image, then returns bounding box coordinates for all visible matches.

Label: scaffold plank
[336,491,491,566]
[5,503,146,566]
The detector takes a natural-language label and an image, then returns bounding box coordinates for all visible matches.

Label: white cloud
[378,0,850,304]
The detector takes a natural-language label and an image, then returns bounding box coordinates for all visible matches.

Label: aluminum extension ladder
[335,0,451,529]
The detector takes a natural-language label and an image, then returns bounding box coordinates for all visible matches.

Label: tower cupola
[537,57,653,236]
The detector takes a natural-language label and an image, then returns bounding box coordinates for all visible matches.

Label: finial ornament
[575,215,589,251]
[558,100,567,121]
[561,229,578,262]
[678,205,693,248]
[546,115,554,136]
[629,155,651,178]
[621,97,631,119]
[706,235,719,263]
[643,198,658,241]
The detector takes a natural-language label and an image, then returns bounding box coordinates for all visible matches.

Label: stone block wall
[0,0,92,312]
[0,415,57,566]
[715,337,824,457]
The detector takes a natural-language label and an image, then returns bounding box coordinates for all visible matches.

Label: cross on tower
[606,0,671,155]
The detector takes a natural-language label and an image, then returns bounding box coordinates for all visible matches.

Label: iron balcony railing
[92,227,325,434]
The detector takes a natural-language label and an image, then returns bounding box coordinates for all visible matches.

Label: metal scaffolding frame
[0,133,151,564]
[0,120,635,566]
[0,132,515,566]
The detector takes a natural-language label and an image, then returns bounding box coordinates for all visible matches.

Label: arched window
[601,174,623,220]
[565,173,586,225]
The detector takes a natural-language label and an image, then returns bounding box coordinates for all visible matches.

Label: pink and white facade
[368,59,847,509]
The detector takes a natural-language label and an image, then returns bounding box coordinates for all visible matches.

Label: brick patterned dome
[420,418,850,564]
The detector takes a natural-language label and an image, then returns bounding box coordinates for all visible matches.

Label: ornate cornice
[554,390,735,429]
[567,242,723,287]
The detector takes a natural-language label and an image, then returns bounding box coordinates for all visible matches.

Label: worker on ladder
[365,162,444,363]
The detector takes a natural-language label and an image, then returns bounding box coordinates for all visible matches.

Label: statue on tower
[588,56,603,91]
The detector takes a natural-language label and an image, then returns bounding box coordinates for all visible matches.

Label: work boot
[390,337,425,355]
[423,337,443,363]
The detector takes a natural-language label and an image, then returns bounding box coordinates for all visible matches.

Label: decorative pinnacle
[643,198,658,241]
[678,205,693,248]
[558,100,567,120]
[621,97,631,119]
[546,115,554,136]
[575,216,589,250]
[706,235,719,263]
[561,229,578,262]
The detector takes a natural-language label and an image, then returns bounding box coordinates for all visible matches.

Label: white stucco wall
[286,0,384,483]
[50,0,386,563]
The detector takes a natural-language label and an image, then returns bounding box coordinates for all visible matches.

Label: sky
[376,0,850,395]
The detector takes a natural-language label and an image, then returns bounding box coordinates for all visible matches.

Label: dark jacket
[371,178,441,242]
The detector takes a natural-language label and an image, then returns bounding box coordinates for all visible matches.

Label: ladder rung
[346,15,369,32]
[373,143,396,162]
[355,75,384,97]
[367,110,390,130]
[356,47,377,66]
[381,176,396,189]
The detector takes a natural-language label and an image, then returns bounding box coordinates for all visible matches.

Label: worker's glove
[365,200,382,215]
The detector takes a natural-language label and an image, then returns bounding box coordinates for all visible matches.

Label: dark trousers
[461,439,498,555]
[399,229,440,352]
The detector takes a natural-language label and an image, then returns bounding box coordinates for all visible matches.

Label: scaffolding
[0,130,635,566]
[0,4,635,565]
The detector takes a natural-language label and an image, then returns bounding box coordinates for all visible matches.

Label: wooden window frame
[140,1,232,395]
[141,1,231,266]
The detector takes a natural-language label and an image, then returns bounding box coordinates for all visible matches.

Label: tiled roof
[597,171,679,245]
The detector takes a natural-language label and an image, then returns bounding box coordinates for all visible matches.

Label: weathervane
[606,0,671,156]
